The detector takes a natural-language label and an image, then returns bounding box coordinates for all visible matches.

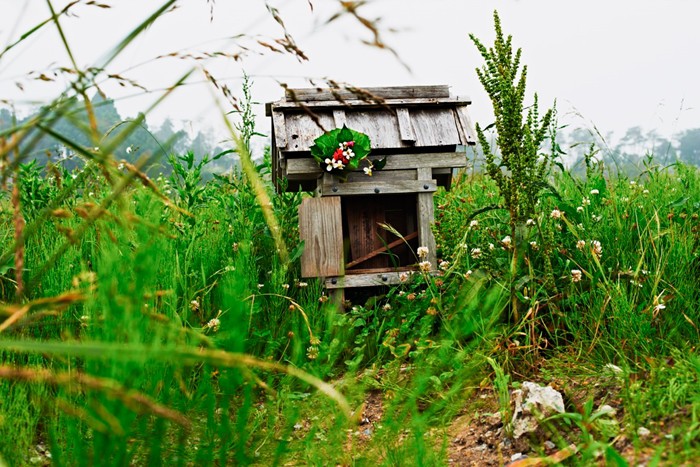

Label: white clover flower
[488,243,495,251]
[470,248,482,259]
[469,220,479,228]
[577,206,584,213]
[501,236,512,248]
[550,209,562,219]
[590,189,599,195]
[464,270,473,279]
[439,260,450,271]
[417,246,429,259]
[399,272,410,282]
[297,281,308,288]
[571,269,582,283]
[576,240,586,250]
[590,240,603,259]
[418,261,432,272]
[582,197,591,206]
[529,241,538,250]
[206,318,221,332]
[526,218,536,226]
[382,304,392,311]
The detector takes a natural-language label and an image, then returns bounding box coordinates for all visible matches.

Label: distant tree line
[558,125,700,172]
[0,93,232,176]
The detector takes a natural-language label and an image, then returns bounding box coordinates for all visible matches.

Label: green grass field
[2,3,700,466]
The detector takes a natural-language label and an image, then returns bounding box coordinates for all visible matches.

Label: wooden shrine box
[266,85,476,290]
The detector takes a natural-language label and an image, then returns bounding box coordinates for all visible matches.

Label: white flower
[550,209,562,219]
[630,180,636,186]
[464,270,473,279]
[576,206,584,213]
[417,246,429,259]
[582,197,591,206]
[571,269,582,283]
[470,248,482,259]
[576,240,586,250]
[439,261,450,271]
[469,220,479,228]
[126,146,133,154]
[382,304,392,311]
[117,162,125,170]
[501,236,512,248]
[529,241,538,250]
[297,281,308,288]
[590,240,603,259]
[282,284,290,289]
[653,303,666,314]
[526,218,536,226]
[418,261,432,272]
[206,318,220,332]
[399,272,410,282]
[590,189,599,195]
[643,189,650,195]
[488,243,495,251]
[363,167,372,176]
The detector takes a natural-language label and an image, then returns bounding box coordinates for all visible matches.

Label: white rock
[511,382,565,439]
[603,363,624,375]
[637,426,651,438]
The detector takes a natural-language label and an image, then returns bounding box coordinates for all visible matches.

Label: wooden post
[416,167,437,269]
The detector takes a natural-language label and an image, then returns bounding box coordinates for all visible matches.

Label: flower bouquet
[309,125,376,177]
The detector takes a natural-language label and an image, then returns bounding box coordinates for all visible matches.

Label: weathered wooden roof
[266,85,476,153]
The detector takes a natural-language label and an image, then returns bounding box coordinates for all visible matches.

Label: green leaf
[338,125,353,142]
[373,156,387,171]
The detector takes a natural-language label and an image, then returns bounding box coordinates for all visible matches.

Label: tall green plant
[469,11,556,318]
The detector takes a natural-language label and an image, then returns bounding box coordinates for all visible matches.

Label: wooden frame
[271,85,476,289]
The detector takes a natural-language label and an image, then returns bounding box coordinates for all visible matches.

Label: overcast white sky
[1,0,699,146]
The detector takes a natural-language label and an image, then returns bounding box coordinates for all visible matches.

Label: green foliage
[2,3,700,465]
[469,11,555,226]
[309,125,373,175]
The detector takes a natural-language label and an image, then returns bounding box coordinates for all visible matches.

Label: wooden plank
[285,85,450,102]
[345,169,416,183]
[299,197,344,278]
[396,107,416,143]
[410,107,462,146]
[319,180,437,197]
[287,152,467,177]
[346,232,419,269]
[271,111,288,149]
[284,112,334,152]
[271,96,472,111]
[333,109,347,128]
[416,167,437,271]
[325,272,404,289]
[455,105,477,145]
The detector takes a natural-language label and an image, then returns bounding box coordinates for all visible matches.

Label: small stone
[544,440,556,450]
[597,404,617,416]
[603,363,624,375]
[510,452,527,462]
[637,426,651,438]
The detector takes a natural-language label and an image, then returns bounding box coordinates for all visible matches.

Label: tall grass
[2,2,700,465]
